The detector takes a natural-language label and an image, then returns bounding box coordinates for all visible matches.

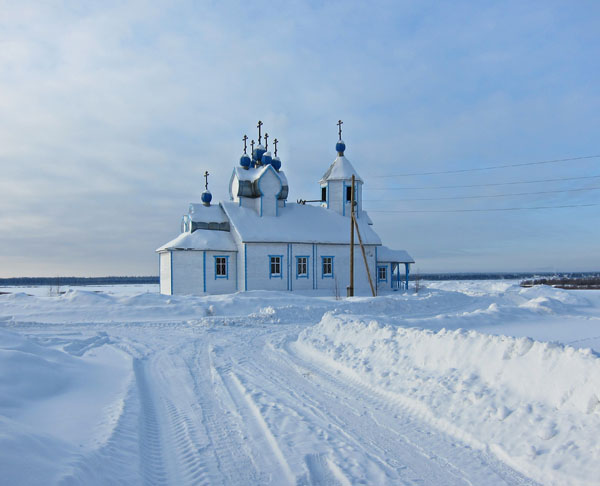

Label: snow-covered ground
[1,281,599,485]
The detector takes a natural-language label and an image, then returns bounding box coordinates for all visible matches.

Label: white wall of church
[204,250,237,294]
[166,249,237,295]
[241,242,377,296]
[245,243,289,291]
[313,243,376,296]
[159,251,172,295]
[171,251,204,295]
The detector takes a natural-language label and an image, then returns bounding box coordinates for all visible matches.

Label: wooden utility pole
[348,174,355,297]
[353,213,376,297]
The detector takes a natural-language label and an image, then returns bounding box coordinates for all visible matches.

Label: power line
[364,186,600,202]
[366,202,600,213]
[370,154,600,178]
[369,174,600,191]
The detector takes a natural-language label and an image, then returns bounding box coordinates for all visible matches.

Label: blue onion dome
[336,139,346,156]
[271,156,281,171]
[261,151,272,166]
[240,153,251,168]
[253,144,266,163]
[201,189,212,206]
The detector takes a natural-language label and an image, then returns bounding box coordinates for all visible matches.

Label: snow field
[0,281,599,484]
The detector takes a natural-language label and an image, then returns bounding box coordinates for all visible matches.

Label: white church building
[157,122,414,296]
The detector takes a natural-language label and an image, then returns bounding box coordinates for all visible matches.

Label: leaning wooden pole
[348,174,355,297]
[352,213,376,297]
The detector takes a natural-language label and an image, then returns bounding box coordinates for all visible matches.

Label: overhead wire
[366,202,600,213]
[364,186,600,202]
[370,154,600,178]
[369,174,600,191]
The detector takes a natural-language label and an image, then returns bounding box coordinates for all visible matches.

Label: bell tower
[319,120,363,217]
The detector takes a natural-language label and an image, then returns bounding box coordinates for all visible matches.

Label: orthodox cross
[251,139,255,154]
[273,138,278,156]
[337,119,343,140]
[204,171,209,190]
[264,133,269,150]
[257,120,263,144]
[242,134,248,154]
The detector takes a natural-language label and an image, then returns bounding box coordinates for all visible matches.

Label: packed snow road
[2,282,599,485]
[8,318,536,485]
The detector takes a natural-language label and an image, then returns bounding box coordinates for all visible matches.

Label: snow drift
[297,312,600,486]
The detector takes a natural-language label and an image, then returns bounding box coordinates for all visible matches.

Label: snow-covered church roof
[320,154,363,183]
[157,228,237,252]
[188,203,229,223]
[377,246,414,263]
[222,201,380,245]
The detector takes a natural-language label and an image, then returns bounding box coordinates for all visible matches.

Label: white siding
[170,249,238,295]
[159,251,172,295]
[205,250,237,294]
[314,243,376,296]
[245,243,289,291]
[172,251,204,295]
[289,243,313,291]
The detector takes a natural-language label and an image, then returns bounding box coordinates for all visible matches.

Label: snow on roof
[222,202,381,245]
[377,246,414,263]
[233,165,288,186]
[320,155,363,183]
[188,203,229,223]
[157,229,237,252]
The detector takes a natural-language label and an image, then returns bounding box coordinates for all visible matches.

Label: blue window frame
[321,256,334,278]
[215,255,229,279]
[377,265,387,282]
[296,256,309,279]
[269,255,283,279]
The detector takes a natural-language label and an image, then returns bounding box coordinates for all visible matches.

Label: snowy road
[10,318,536,485]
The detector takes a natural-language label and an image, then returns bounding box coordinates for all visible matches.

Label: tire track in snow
[224,326,539,485]
[225,371,296,485]
[134,358,169,485]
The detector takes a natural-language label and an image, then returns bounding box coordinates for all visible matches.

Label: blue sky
[1,0,599,276]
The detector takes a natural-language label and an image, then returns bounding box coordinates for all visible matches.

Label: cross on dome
[337,119,343,141]
[242,135,248,154]
[257,120,263,144]
[273,138,278,156]
[264,133,269,150]
[204,171,209,190]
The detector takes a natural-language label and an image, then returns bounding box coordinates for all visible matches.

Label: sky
[1,0,599,277]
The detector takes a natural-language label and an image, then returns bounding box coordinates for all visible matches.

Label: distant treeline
[520,276,600,289]
[0,276,159,287]
[2,273,600,287]
[414,272,600,281]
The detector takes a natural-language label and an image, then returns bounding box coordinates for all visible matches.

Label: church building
[157,122,414,296]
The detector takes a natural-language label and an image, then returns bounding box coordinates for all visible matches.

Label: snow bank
[297,313,600,486]
[0,328,133,483]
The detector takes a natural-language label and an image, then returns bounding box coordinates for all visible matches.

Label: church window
[321,186,327,202]
[321,256,333,278]
[346,185,352,202]
[378,265,387,282]
[215,256,228,278]
[296,256,308,278]
[269,256,282,278]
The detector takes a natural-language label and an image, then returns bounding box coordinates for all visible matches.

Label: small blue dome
[201,190,212,206]
[272,156,281,171]
[253,144,266,163]
[336,140,346,155]
[240,153,251,168]
[261,151,272,166]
